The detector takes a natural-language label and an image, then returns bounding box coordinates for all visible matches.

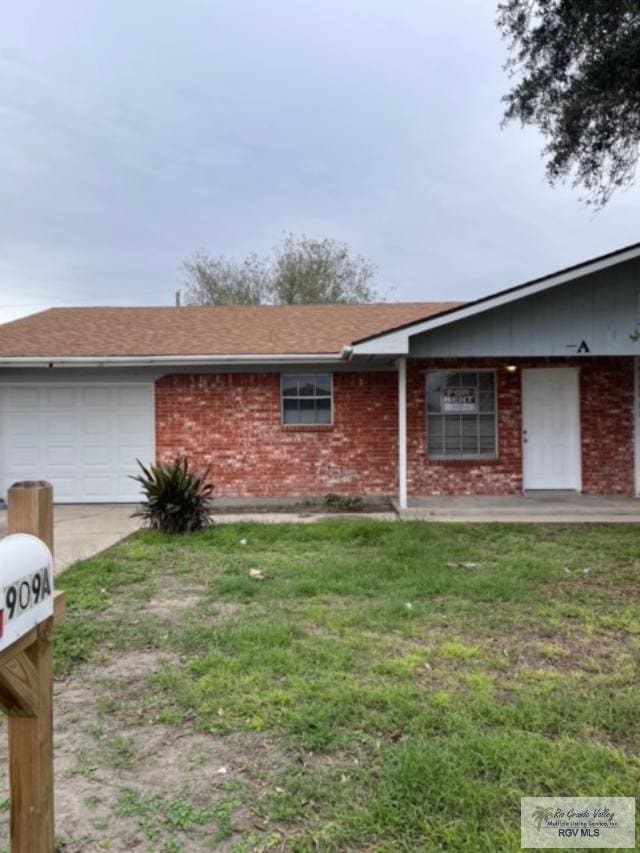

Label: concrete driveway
[0,504,141,573]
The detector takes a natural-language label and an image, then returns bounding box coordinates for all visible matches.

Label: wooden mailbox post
[0,482,65,853]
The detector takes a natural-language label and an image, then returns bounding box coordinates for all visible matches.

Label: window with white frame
[426,371,496,458]
[281,374,333,425]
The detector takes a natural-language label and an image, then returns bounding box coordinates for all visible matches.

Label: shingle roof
[0,303,460,358]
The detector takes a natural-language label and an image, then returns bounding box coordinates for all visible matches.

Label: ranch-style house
[1,242,640,509]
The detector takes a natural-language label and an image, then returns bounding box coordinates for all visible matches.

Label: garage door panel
[45,446,77,466]
[116,474,143,500]
[116,387,145,405]
[44,388,77,406]
[82,412,113,435]
[117,413,150,434]
[5,388,41,407]
[81,476,116,499]
[117,444,148,466]
[81,445,113,465]
[0,384,153,503]
[45,431,80,448]
[45,436,79,451]
[81,388,112,406]
[48,412,78,435]
[11,447,42,467]
[43,476,78,499]
[7,412,41,436]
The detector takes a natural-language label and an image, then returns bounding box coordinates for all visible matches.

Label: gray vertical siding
[410,258,640,357]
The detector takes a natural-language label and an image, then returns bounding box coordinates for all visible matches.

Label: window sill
[427,456,499,464]
[281,424,335,432]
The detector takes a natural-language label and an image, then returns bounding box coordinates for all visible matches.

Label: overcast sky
[1,0,638,323]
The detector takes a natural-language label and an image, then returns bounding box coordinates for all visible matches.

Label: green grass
[116,785,239,845]
[54,521,640,850]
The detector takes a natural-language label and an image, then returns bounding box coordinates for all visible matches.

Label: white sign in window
[426,371,497,459]
[442,386,478,413]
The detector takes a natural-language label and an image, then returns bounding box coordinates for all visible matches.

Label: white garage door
[0,384,154,503]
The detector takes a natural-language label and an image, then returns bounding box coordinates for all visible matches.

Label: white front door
[522,368,580,490]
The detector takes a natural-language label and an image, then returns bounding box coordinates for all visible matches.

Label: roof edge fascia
[0,353,344,368]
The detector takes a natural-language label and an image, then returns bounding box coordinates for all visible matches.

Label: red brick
[155,372,398,498]
[154,357,635,499]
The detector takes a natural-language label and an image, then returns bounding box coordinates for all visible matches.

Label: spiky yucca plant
[131,457,213,533]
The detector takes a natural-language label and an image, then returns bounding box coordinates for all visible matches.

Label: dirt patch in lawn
[551,576,640,604]
[0,647,290,852]
[211,497,394,515]
[52,724,287,852]
[145,592,205,624]
[144,593,245,630]
[142,570,247,628]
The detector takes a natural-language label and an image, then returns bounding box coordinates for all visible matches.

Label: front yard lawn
[8,521,640,851]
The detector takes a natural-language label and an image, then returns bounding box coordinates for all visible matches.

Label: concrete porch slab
[0,504,141,572]
[396,492,640,523]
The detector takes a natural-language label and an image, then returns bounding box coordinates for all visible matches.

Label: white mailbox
[0,534,54,653]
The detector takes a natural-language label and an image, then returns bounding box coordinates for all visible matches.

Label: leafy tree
[182,233,379,305]
[498,1,640,206]
[182,250,269,306]
[271,233,378,304]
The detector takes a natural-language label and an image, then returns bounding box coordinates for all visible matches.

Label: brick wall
[155,372,398,497]
[155,358,635,498]
[407,357,635,496]
[579,358,635,495]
